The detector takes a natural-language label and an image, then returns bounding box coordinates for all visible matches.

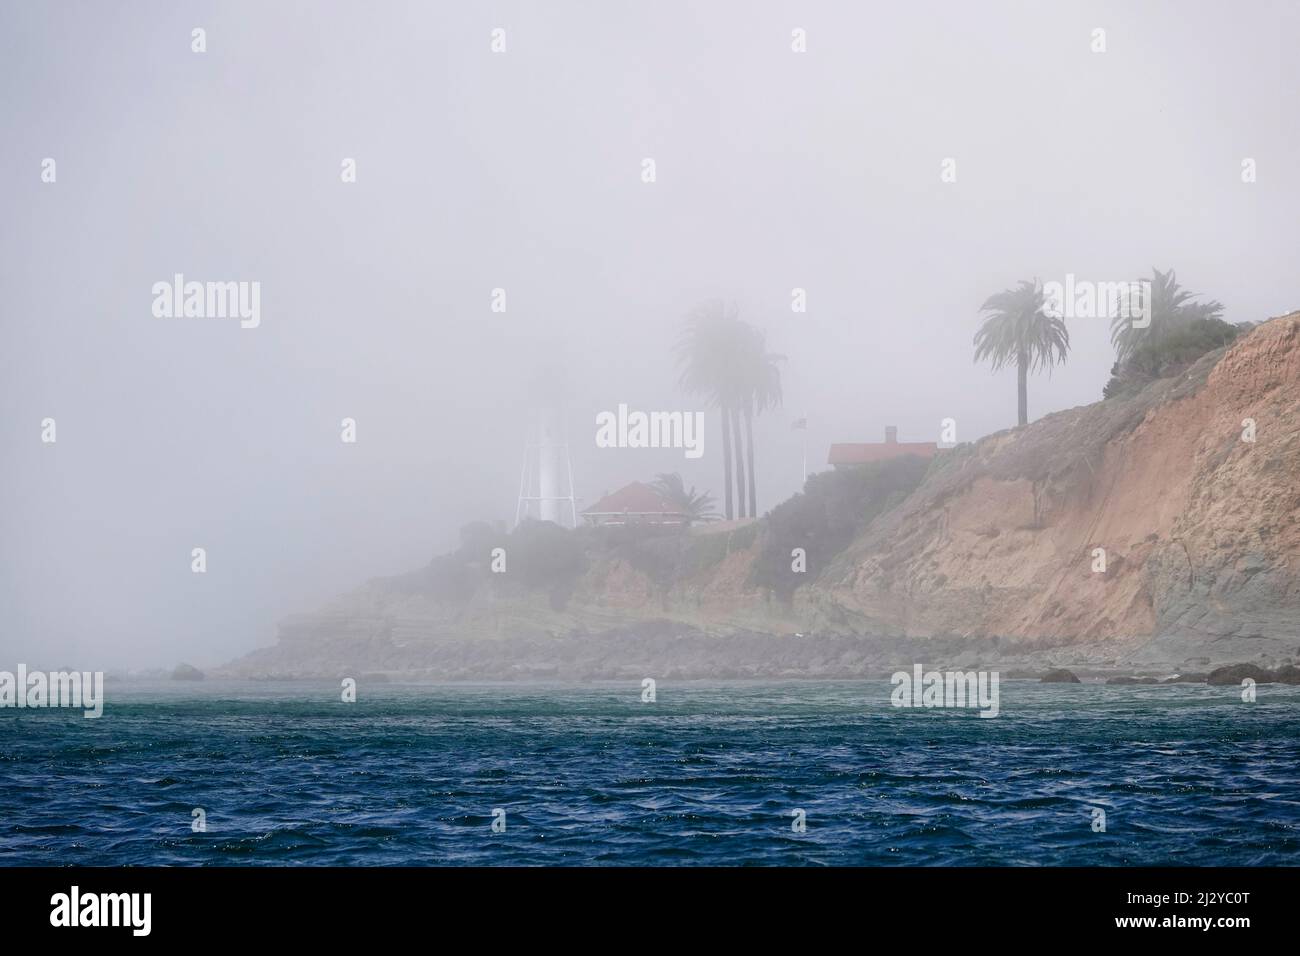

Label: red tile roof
[828,427,938,466]
[583,482,686,516]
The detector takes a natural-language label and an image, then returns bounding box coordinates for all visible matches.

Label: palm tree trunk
[719,406,734,520]
[1017,351,1028,426]
[743,401,757,517]
[731,405,747,518]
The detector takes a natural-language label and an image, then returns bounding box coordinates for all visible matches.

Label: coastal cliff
[223,313,1300,679]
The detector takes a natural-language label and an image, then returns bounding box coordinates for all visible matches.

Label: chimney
[885,426,898,444]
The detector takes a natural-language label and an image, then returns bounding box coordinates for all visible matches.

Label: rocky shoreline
[215,620,1300,684]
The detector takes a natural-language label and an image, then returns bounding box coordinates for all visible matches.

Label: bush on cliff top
[498,519,587,589]
[747,455,930,601]
[588,521,760,591]
[1103,317,1243,399]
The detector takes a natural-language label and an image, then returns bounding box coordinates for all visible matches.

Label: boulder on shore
[1206,663,1274,685]
[1041,668,1081,683]
[1273,664,1300,685]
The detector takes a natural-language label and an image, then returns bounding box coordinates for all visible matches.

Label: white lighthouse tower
[515,405,578,528]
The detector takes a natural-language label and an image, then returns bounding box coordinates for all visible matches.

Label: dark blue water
[2,680,1297,865]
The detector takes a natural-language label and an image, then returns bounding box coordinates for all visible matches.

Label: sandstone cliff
[807,312,1300,659]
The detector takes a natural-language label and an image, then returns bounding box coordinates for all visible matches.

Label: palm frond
[973,278,1069,374]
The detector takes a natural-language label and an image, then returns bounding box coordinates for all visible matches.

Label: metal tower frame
[514,415,578,528]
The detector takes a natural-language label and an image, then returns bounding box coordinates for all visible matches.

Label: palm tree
[730,404,747,520]
[674,302,784,520]
[736,325,784,517]
[674,300,746,520]
[675,301,732,517]
[651,472,720,523]
[1110,268,1224,363]
[973,279,1070,426]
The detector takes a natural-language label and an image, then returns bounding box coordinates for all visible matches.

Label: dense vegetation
[1102,317,1243,399]
[747,455,931,600]
[413,515,760,610]
[406,456,929,612]
[412,519,586,606]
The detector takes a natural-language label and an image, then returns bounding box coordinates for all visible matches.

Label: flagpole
[801,411,807,487]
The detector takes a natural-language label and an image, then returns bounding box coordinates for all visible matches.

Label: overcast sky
[2,0,1297,669]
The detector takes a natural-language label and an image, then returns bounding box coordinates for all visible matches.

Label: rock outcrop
[1205,663,1299,685]
[1041,668,1082,683]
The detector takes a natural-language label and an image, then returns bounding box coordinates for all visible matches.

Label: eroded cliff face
[225,314,1300,678]
[803,313,1300,657]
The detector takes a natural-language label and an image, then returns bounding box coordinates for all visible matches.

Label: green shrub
[747,455,929,600]
[687,530,732,570]
[506,519,587,589]
[586,523,693,590]
[728,520,761,551]
[414,455,931,607]
[1103,317,1242,399]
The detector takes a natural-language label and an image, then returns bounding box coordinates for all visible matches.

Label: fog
[2,0,1297,669]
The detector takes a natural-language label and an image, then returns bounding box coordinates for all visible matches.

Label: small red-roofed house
[581,482,690,527]
[828,426,938,469]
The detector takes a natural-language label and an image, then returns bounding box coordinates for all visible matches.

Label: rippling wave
[1,680,1296,865]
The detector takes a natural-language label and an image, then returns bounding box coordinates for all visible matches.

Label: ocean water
[1,680,1297,866]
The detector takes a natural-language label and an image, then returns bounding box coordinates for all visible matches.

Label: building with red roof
[828,426,938,469]
[581,482,690,527]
